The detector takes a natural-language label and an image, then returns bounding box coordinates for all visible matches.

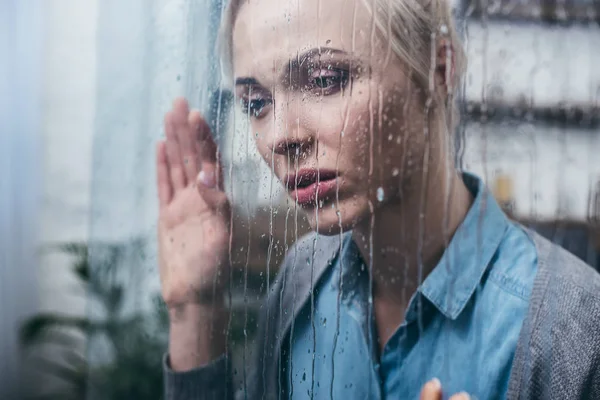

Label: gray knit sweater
[164,229,600,399]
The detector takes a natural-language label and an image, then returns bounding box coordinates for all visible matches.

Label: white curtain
[0,0,43,396]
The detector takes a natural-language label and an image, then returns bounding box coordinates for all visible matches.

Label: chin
[303,199,369,235]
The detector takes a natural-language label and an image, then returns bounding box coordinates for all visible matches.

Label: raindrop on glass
[377,187,384,202]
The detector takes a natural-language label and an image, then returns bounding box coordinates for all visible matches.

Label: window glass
[26,0,600,398]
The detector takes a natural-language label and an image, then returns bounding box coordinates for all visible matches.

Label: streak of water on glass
[225,66,237,393]
[383,0,394,68]
[440,13,459,380]
[364,0,378,395]
[211,1,228,384]
[329,1,356,395]
[413,25,436,353]
[288,152,301,399]
[473,2,491,391]
[241,86,254,397]
[273,33,287,400]
[309,2,325,395]
[453,13,470,390]
[287,14,304,393]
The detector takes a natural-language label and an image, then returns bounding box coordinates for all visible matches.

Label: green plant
[21,240,273,399]
[21,241,168,400]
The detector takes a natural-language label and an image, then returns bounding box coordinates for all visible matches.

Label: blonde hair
[218,0,466,134]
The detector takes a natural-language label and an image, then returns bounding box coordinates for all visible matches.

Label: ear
[435,38,455,97]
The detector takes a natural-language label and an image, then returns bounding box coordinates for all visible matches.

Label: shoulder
[508,228,600,399]
[527,228,600,338]
[527,227,600,301]
[265,231,345,307]
[520,227,600,334]
[276,231,346,280]
[531,227,600,338]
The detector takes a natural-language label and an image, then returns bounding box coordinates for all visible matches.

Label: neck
[352,169,473,304]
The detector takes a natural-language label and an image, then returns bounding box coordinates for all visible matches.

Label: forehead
[232,0,381,79]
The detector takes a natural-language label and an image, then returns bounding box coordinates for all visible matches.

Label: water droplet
[319,199,324,208]
[326,39,331,44]
[388,134,393,141]
[377,187,384,202]
[392,168,399,177]
[340,130,345,137]
[440,24,448,35]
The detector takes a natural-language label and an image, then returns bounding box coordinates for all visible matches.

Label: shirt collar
[419,172,509,320]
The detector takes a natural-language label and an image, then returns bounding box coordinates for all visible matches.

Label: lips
[285,169,339,206]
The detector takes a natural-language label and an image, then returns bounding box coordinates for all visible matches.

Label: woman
[158,0,600,398]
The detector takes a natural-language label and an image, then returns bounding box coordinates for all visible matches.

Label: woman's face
[233,0,431,234]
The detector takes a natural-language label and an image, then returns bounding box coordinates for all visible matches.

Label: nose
[270,94,316,159]
[272,136,313,157]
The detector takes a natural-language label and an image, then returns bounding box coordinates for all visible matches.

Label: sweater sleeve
[163,353,233,400]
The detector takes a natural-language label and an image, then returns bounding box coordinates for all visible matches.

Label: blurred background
[1,0,599,398]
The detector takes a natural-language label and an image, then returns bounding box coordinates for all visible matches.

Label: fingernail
[198,170,216,188]
[430,378,441,390]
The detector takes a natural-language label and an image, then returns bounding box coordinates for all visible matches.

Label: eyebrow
[234,47,351,88]
[296,47,348,66]
[235,77,260,86]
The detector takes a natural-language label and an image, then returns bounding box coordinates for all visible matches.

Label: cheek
[339,86,428,183]
[251,121,276,164]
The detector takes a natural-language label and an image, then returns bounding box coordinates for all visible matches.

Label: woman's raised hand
[156,97,231,311]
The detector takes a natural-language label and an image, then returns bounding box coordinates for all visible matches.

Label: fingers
[190,109,223,190]
[163,96,224,207]
[420,378,442,400]
[156,140,173,208]
[164,111,187,191]
[191,111,218,164]
[419,379,471,400]
[196,170,228,210]
[449,393,470,400]
[166,97,221,188]
[172,98,199,184]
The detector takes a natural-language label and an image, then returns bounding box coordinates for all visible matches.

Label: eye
[240,93,273,119]
[307,68,349,94]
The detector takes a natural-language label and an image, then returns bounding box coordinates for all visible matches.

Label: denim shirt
[284,174,538,399]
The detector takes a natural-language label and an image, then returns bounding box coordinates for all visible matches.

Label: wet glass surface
[18,0,600,398]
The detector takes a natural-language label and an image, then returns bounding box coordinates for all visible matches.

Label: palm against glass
[156,98,231,308]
